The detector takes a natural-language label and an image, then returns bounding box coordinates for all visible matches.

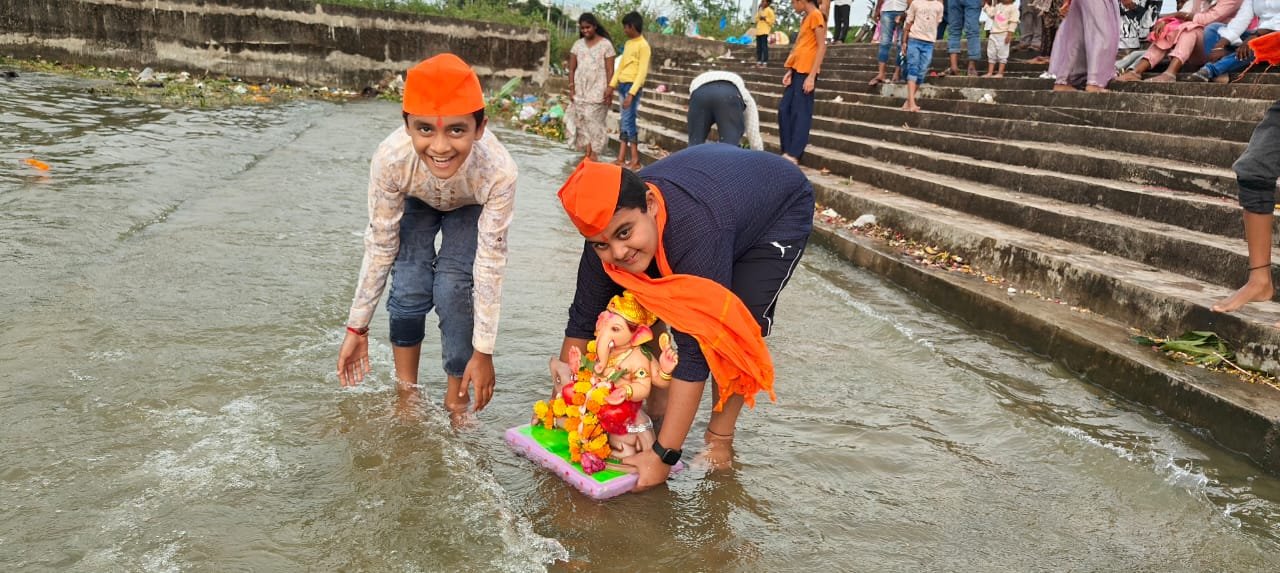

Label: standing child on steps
[983,0,1020,77]
[902,0,945,112]
[779,0,828,164]
[610,11,651,171]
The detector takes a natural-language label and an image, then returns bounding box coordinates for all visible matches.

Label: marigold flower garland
[532,341,614,472]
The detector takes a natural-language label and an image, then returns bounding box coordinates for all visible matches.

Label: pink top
[1192,0,1243,26]
[906,0,945,42]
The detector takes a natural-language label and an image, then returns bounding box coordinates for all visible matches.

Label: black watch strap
[652,438,682,465]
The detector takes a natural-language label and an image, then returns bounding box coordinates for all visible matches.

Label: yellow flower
[586,340,597,354]
[551,398,567,417]
[587,433,609,451]
[533,400,548,417]
[580,411,598,428]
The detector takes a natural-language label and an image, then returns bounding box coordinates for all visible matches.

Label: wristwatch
[651,438,682,465]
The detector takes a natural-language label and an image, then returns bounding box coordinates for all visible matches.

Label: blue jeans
[757,35,770,64]
[906,38,935,84]
[386,198,481,377]
[617,82,642,142]
[877,11,906,64]
[1201,30,1261,79]
[947,0,983,61]
[1203,22,1226,59]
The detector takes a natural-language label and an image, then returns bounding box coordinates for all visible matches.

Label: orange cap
[557,159,623,237]
[402,53,485,117]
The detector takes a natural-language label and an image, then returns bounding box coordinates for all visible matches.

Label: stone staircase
[598,40,1280,468]
[614,41,1280,370]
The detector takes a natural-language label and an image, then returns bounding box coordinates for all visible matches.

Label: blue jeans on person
[617,82,642,142]
[905,38,935,84]
[947,0,983,62]
[877,11,906,64]
[1200,30,1261,80]
[1203,22,1227,59]
[779,71,815,159]
[386,198,481,378]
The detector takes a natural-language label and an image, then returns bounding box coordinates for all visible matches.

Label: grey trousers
[687,81,746,147]
[1235,99,1280,214]
[1018,4,1043,48]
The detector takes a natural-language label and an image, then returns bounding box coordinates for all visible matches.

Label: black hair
[760,0,771,6]
[401,108,486,127]
[615,168,648,212]
[578,13,612,41]
[622,11,644,33]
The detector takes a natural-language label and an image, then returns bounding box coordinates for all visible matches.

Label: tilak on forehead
[556,159,779,413]
[402,53,485,122]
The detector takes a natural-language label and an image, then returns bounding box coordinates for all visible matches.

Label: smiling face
[579,21,597,39]
[585,193,659,274]
[404,112,486,179]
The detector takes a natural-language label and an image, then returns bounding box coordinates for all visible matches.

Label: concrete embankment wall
[0,0,548,88]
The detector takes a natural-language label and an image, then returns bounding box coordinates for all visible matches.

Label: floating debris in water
[23,158,50,171]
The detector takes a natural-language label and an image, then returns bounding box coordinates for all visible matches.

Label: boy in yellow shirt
[609,11,651,170]
[755,0,777,67]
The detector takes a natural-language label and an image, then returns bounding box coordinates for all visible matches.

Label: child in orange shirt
[779,0,827,163]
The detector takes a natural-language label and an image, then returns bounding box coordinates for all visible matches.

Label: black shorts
[732,236,808,337]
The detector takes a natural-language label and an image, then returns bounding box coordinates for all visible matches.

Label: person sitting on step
[1192,0,1280,82]
[1115,0,1242,82]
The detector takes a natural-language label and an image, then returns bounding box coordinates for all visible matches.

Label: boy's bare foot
[902,101,921,112]
[1053,83,1079,92]
[1212,277,1275,313]
[967,64,978,76]
[1115,70,1142,82]
[625,161,642,170]
[1084,84,1109,93]
[1145,72,1176,83]
[982,72,994,78]
[1213,74,1230,84]
[694,430,735,471]
[395,383,424,422]
[993,73,1004,78]
[780,153,799,164]
[868,76,885,86]
[612,156,626,166]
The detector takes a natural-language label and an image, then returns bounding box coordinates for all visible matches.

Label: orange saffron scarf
[558,161,776,411]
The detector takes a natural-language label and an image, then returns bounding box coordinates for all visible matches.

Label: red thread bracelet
[346,325,369,336]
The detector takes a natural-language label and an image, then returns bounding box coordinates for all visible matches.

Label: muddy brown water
[3,71,1280,571]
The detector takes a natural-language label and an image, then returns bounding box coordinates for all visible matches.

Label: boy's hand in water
[621,446,672,492]
[337,330,370,386]
[460,351,495,412]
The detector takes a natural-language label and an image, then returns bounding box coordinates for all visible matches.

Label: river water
[4,71,1280,572]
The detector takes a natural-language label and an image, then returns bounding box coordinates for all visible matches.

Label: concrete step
[630,100,1276,295]
[646,89,1237,202]
[646,69,1249,167]
[654,65,1273,125]
[668,56,1280,100]
[609,119,1280,373]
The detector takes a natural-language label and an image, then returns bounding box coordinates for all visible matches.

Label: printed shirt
[347,127,517,355]
[566,144,814,382]
[756,6,777,35]
[983,2,1020,34]
[784,9,827,73]
[610,36,651,95]
[907,0,945,42]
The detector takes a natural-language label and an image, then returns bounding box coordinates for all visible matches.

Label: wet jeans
[947,0,983,62]
[617,82,642,142]
[877,11,906,64]
[386,198,480,377]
